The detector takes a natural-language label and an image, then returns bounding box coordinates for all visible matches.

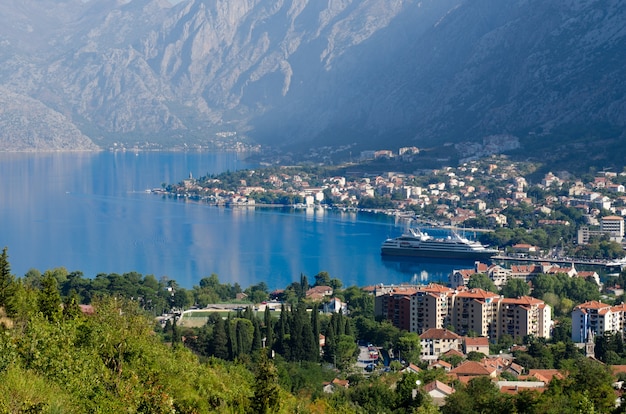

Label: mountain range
[1,0,624,166]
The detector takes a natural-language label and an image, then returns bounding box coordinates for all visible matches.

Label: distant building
[375,284,551,340]
[572,301,626,343]
[419,328,463,361]
[601,215,625,242]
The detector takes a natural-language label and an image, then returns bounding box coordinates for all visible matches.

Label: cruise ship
[381,228,499,260]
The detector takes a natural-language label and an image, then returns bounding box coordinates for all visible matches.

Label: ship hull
[380,247,497,260]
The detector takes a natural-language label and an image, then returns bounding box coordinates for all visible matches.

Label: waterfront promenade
[491,254,618,268]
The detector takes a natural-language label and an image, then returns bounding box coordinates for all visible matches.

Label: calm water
[0,152,475,289]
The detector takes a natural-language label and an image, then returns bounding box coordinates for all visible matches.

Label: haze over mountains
[1,0,624,164]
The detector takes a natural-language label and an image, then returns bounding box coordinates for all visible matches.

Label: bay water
[0,152,474,289]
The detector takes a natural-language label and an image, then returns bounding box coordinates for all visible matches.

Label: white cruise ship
[381,228,499,260]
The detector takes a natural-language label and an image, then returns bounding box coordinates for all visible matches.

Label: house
[525,369,565,384]
[306,286,333,301]
[402,363,421,375]
[449,360,497,380]
[322,297,348,314]
[429,359,452,372]
[497,381,546,394]
[420,328,463,361]
[511,243,539,256]
[322,378,349,393]
[463,337,490,356]
[575,271,602,288]
[422,380,455,406]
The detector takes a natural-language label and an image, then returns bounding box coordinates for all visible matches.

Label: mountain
[0,0,624,163]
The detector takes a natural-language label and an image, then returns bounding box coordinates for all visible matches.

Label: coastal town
[160,148,626,261]
[149,148,626,409]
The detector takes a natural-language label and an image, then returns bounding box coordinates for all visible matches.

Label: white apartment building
[572,301,626,343]
[601,215,625,242]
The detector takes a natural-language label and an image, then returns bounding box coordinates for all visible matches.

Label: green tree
[396,332,422,365]
[0,247,15,309]
[211,316,229,360]
[501,278,531,298]
[251,350,281,414]
[38,271,62,322]
[467,273,498,293]
[314,271,331,287]
[394,371,423,410]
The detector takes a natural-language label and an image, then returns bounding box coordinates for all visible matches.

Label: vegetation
[1,246,626,413]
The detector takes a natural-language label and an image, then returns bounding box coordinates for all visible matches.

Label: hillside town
[162,151,626,257]
[149,149,626,409]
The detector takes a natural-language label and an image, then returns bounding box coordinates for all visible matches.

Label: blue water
[0,152,476,289]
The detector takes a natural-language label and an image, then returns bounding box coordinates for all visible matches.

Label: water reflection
[380,256,478,285]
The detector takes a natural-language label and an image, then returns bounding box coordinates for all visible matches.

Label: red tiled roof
[450,361,495,376]
[527,369,565,383]
[456,288,500,300]
[423,380,454,395]
[501,296,544,306]
[575,300,611,310]
[464,337,489,347]
[421,328,461,341]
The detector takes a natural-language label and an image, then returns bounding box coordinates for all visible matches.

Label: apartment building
[601,215,625,242]
[496,297,551,339]
[375,285,552,341]
[450,289,501,337]
[571,301,626,343]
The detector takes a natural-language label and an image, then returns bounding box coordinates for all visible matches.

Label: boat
[381,228,499,260]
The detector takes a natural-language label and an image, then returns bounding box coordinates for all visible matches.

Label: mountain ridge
[0,0,624,164]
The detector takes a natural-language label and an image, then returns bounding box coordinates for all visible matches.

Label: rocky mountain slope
[0,0,624,159]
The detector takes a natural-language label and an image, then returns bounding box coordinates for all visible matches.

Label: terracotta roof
[421,328,461,341]
[405,363,421,373]
[501,296,544,306]
[431,359,452,369]
[423,380,454,395]
[450,361,495,376]
[455,288,500,300]
[443,349,465,358]
[575,300,611,310]
[79,304,95,315]
[476,262,489,272]
[331,378,349,388]
[611,365,626,376]
[527,369,565,383]
[423,283,454,293]
[464,337,489,347]
[602,215,624,221]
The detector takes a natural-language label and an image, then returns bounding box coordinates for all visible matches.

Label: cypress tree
[300,274,309,296]
[171,317,181,346]
[264,306,274,351]
[252,318,263,352]
[0,247,15,309]
[212,316,229,360]
[310,303,320,361]
[226,314,235,360]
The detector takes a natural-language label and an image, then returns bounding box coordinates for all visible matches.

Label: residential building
[572,301,626,342]
[464,336,490,355]
[376,285,552,341]
[422,381,455,406]
[419,328,462,361]
[496,296,551,339]
[450,288,500,337]
[601,215,625,242]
